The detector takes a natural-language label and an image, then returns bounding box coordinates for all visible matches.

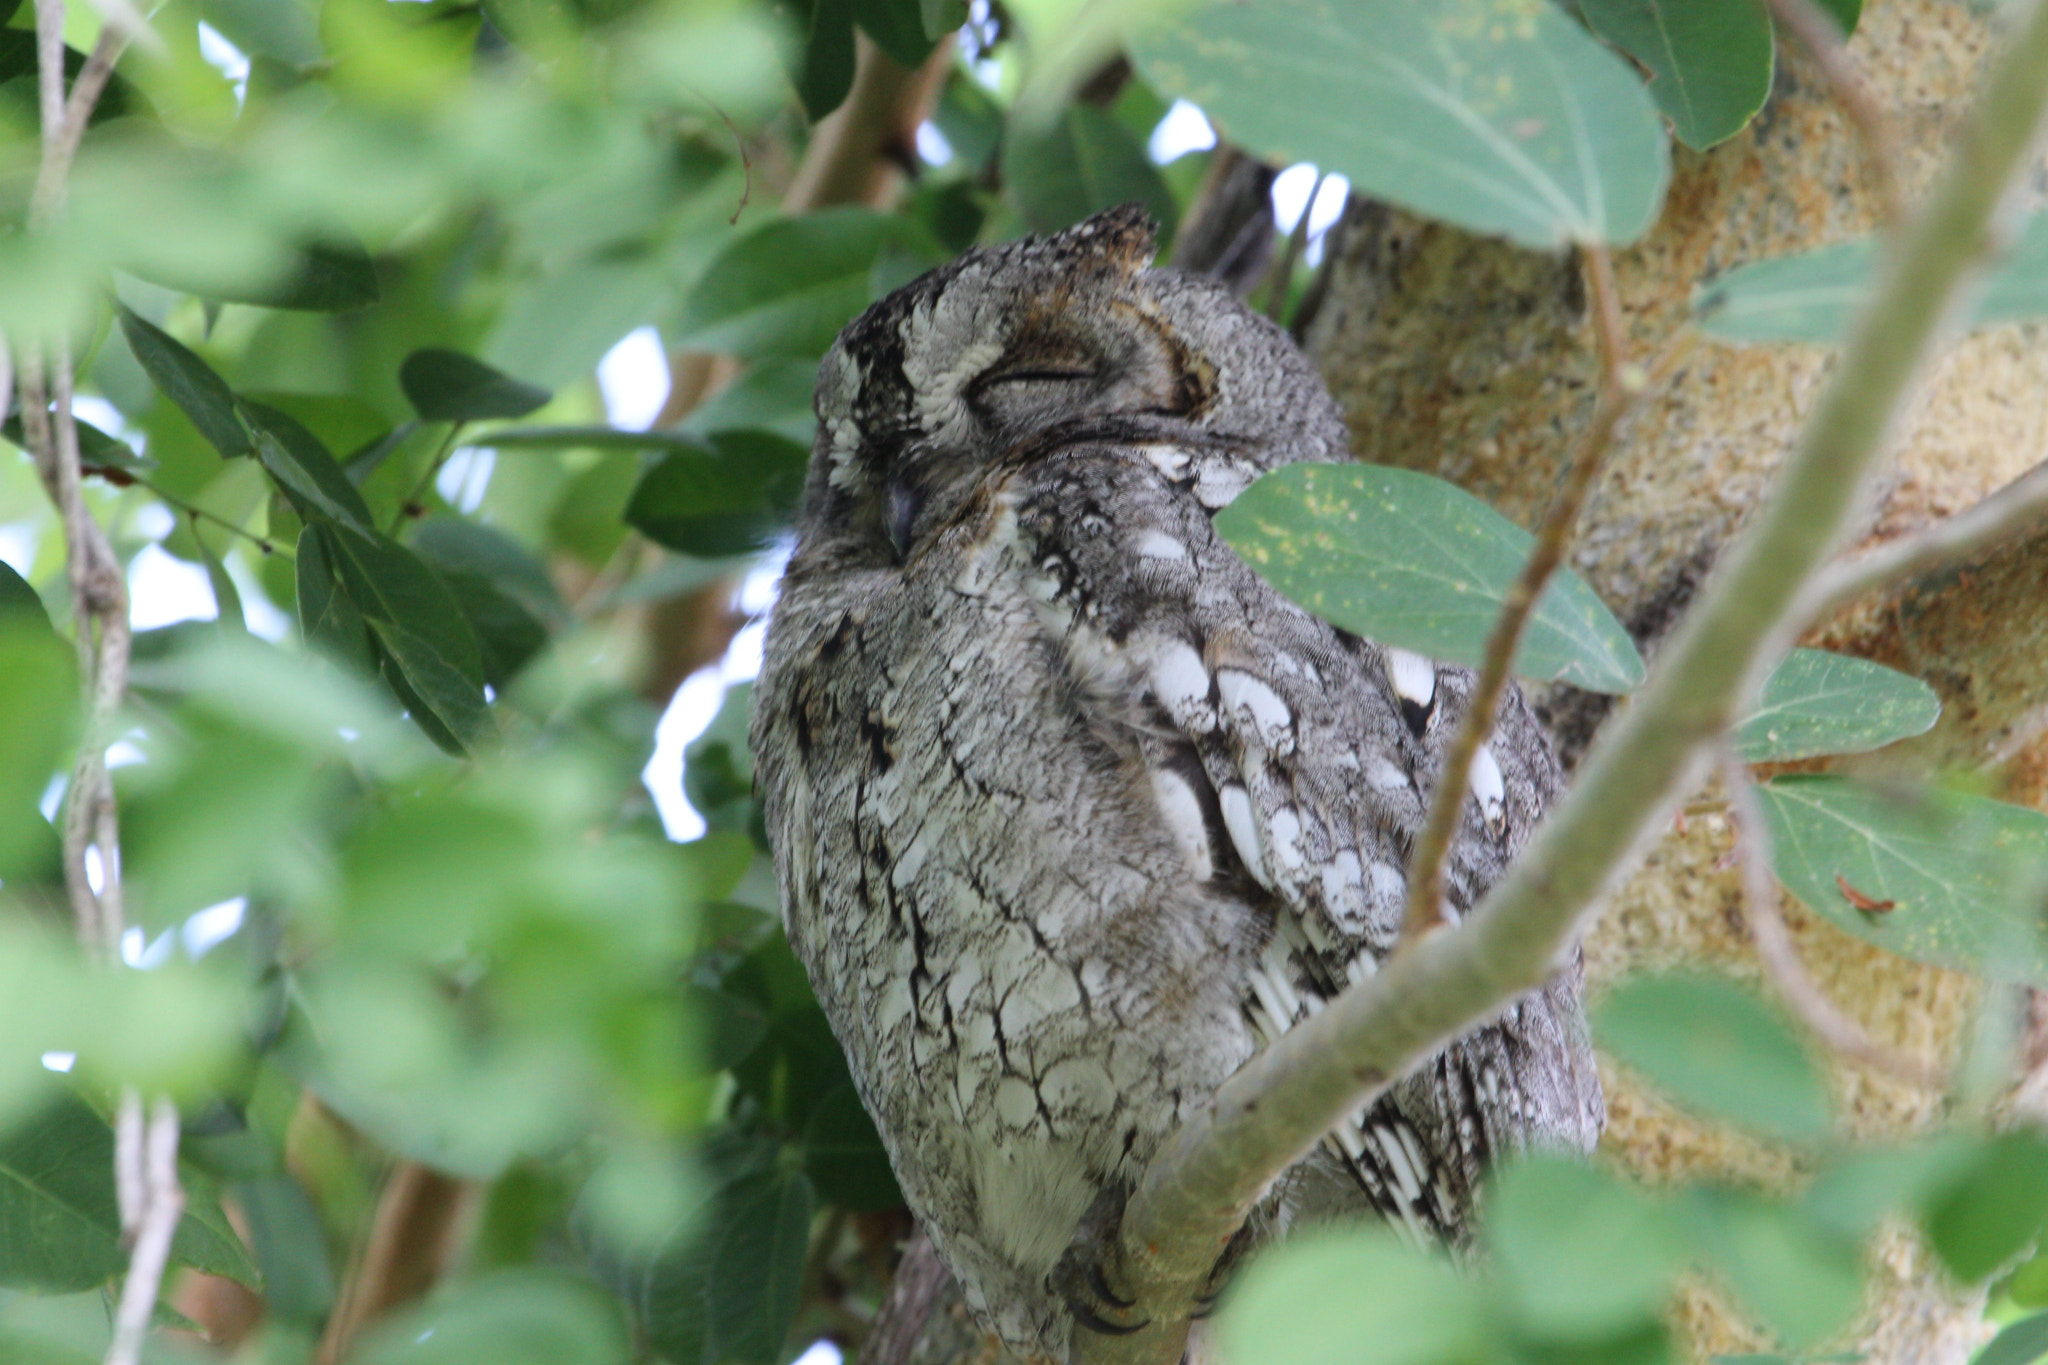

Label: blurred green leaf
[1922,1132,2048,1284]
[234,1175,334,1323]
[1685,1190,1862,1348]
[625,430,809,558]
[0,623,78,881]
[789,0,858,120]
[1135,0,1669,247]
[353,1270,630,1365]
[1004,104,1179,236]
[1696,213,2048,342]
[117,306,250,459]
[1734,649,1941,762]
[672,209,937,359]
[1488,1156,1683,1341]
[1595,974,1831,1143]
[854,0,941,67]
[1579,0,1773,150]
[704,1168,814,1365]
[1216,1226,1490,1365]
[802,1082,902,1211]
[399,350,552,424]
[1757,776,2048,985]
[0,564,47,631]
[1978,1310,2048,1365]
[1215,463,1645,693]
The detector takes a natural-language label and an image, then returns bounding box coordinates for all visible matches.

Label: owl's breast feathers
[753,439,1600,1356]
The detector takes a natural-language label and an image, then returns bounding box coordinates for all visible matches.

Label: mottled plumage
[751,206,1602,1360]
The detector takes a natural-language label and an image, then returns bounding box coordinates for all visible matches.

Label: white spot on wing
[1472,743,1506,826]
[1141,444,1192,479]
[1151,766,1214,879]
[1219,783,1269,885]
[1134,529,1189,561]
[1384,648,1437,713]
[1149,640,1213,719]
[1217,668,1293,741]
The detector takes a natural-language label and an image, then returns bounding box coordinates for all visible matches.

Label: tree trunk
[858,2,2048,1359]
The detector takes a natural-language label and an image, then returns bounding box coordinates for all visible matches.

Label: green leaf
[241,401,375,534]
[408,519,563,689]
[1579,0,1774,150]
[853,0,939,68]
[1133,0,1669,248]
[3,413,154,479]
[1756,776,2048,985]
[398,349,552,424]
[0,622,78,881]
[1696,213,2048,342]
[170,1168,261,1288]
[1487,1156,1684,1341]
[1214,462,1645,692]
[1684,1189,1863,1348]
[296,524,376,673]
[625,429,810,557]
[235,1175,334,1323]
[1215,1226,1490,1365]
[1978,1309,2048,1365]
[1814,0,1861,37]
[790,0,857,120]
[0,1092,255,1293]
[323,524,490,753]
[1921,1132,2048,1284]
[678,358,820,448]
[353,1270,629,1365]
[671,208,935,359]
[920,0,967,40]
[704,1169,815,1365]
[135,239,381,314]
[1595,973,1832,1143]
[1734,649,1941,762]
[802,1083,902,1212]
[1003,103,1179,236]
[116,305,250,459]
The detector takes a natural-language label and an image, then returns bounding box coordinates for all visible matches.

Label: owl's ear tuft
[1057,204,1158,274]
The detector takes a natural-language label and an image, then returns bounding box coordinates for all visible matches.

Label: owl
[750,205,1603,1361]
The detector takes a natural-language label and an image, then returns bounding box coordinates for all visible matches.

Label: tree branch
[1071,1,2048,1358]
[1762,0,1903,224]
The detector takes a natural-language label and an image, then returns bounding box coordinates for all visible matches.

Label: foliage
[1,0,2045,1364]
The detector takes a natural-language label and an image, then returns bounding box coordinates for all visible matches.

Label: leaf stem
[1762,0,1903,225]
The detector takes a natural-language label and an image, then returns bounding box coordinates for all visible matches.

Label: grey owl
[751,205,1603,1361]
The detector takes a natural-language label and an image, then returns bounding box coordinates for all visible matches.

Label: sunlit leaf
[0,623,78,880]
[1595,974,1832,1143]
[1734,649,1941,762]
[399,349,552,424]
[353,1270,629,1365]
[1580,0,1774,150]
[1216,1226,1489,1365]
[1757,776,2048,985]
[1214,462,1645,692]
[1134,0,1669,247]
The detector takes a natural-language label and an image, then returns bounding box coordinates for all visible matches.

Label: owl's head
[798,204,1349,566]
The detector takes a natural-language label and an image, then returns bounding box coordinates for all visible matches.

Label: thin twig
[129,478,282,556]
[30,25,129,227]
[1072,1,2048,1355]
[1719,753,1946,1088]
[1762,0,1904,224]
[1262,173,1320,324]
[388,423,465,536]
[1397,245,1639,949]
[1792,458,2048,622]
[105,1097,185,1365]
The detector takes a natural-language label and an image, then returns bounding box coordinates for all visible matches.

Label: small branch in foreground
[1397,244,1639,950]
[105,1098,186,1365]
[1763,0,1904,224]
[1791,457,2048,623]
[1719,755,1946,1089]
[1070,2,2048,1359]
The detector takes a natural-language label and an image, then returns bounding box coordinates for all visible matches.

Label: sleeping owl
[750,205,1603,1361]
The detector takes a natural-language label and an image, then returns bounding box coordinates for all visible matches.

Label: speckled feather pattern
[752,206,1602,1361]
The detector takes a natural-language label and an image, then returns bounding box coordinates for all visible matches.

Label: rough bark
[1304,2,2045,1359]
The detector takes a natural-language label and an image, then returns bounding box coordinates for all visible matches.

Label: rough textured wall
[1303,3,2048,1360]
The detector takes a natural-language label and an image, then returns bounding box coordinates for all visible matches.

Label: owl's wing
[1004,446,1602,1244]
